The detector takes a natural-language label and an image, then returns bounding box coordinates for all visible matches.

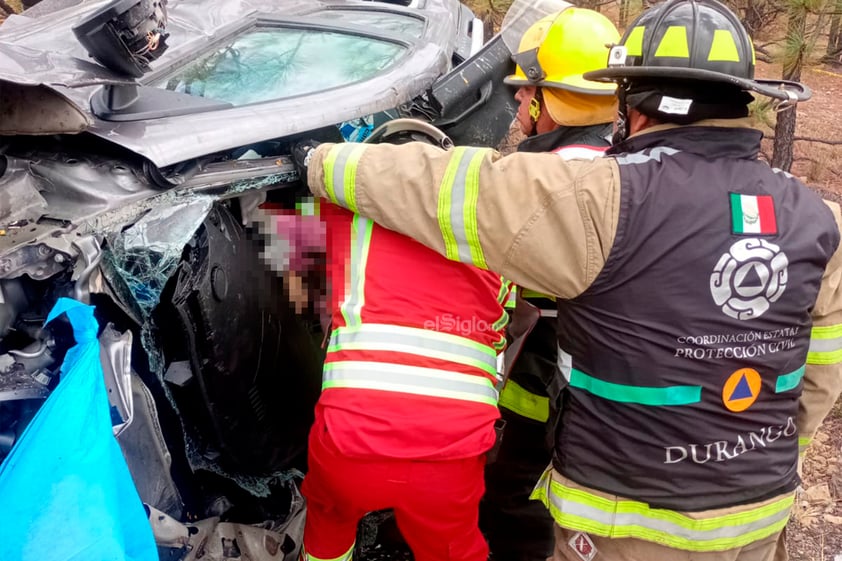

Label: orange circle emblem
[722,368,762,412]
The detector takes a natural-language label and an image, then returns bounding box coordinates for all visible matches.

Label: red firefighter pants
[301,416,489,561]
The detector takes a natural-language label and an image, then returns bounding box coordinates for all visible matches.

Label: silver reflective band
[329,145,360,209]
[323,361,498,405]
[809,336,842,354]
[557,347,573,381]
[540,479,791,546]
[448,147,486,264]
[540,309,558,318]
[615,147,679,165]
[329,323,497,375]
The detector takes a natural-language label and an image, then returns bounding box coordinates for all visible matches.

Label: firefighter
[295,0,842,559]
[479,8,620,561]
[291,145,513,561]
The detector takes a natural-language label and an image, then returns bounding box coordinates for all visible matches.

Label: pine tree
[771,0,811,171]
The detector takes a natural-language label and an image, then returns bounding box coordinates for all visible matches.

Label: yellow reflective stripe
[323,360,498,406]
[654,26,690,58]
[492,308,510,332]
[436,147,490,268]
[625,26,645,57]
[799,436,811,456]
[498,277,513,305]
[707,29,741,62]
[504,290,517,309]
[807,324,842,364]
[521,288,556,301]
[492,335,507,351]
[342,145,367,213]
[302,544,354,561]
[499,378,549,422]
[327,323,497,376]
[807,349,842,365]
[324,144,367,213]
[530,470,793,551]
[438,148,461,259]
[340,215,374,327]
[323,145,343,204]
[463,150,487,267]
[812,324,842,339]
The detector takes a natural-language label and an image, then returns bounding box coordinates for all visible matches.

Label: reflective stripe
[807,324,842,365]
[504,289,517,310]
[798,436,811,456]
[539,309,558,318]
[615,147,679,165]
[498,277,514,305]
[774,365,805,393]
[328,323,497,376]
[324,143,367,213]
[521,288,556,301]
[437,147,490,268]
[708,29,741,62]
[565,367,702,406]
[499,378,549,422]
[340,215,374,327]
[323,361,498,406]
[302,544,354,561]
[654,25,690,58]
[625,26,645,57]
[530,469,793,551]
[492,308,510,332]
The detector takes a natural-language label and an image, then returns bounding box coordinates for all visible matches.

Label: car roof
[0,0,460,167]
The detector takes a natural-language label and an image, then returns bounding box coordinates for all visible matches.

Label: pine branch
[766,136,842,145]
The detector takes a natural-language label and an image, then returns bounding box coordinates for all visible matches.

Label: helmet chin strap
[527,89,543,137]
[612,82,631,145]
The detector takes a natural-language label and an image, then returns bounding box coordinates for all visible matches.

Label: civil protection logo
[722,368,762,412]
[710,238,788,320]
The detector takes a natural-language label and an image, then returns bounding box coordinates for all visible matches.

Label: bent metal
[664,417,797,464]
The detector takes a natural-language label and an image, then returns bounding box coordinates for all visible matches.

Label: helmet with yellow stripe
[503,6,621,127]
[504,7,620,96]
[584,0,810,103]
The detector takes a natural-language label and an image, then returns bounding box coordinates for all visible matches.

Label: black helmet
[584,0,810,103]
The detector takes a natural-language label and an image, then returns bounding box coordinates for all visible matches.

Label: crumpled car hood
[0,0,459,167]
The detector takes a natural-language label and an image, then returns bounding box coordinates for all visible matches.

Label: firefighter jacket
[315,200,511,462]
[501,124,611,424]
[305,118,842,552]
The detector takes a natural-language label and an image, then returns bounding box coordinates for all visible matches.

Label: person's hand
[292,140,321,187]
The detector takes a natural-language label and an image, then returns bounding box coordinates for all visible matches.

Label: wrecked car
[0,0,523,557]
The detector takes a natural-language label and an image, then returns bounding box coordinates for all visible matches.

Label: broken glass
[103,197,213,318]
[152,27,407,106]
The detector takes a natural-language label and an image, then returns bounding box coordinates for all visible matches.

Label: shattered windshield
[151,27,407,106]
[316,10,425,37]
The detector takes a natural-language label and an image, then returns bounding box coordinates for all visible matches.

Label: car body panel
[0,0,463,167]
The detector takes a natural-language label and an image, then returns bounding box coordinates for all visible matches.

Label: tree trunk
[619,0,630,27]
[771,5,807,172]
[828,0,842,59]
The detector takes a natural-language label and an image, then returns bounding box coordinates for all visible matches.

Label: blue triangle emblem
[729,375,754,400]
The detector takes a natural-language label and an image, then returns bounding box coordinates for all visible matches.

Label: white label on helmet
[658,96,693,115]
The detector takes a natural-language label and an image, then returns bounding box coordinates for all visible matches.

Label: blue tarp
[0,297,157,561]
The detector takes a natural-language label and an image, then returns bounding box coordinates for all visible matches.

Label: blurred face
[514,85,538,136]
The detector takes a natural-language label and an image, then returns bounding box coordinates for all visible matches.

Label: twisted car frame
[0,0,519,557]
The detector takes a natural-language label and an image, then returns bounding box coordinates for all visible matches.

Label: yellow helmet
[504,7,620,96]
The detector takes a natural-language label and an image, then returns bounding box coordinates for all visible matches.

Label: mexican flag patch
[730,193,777,235]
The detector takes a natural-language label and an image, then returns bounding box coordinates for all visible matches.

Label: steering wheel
[363,118,454,150]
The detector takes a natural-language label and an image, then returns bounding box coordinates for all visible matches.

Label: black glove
[292,140,321,186]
